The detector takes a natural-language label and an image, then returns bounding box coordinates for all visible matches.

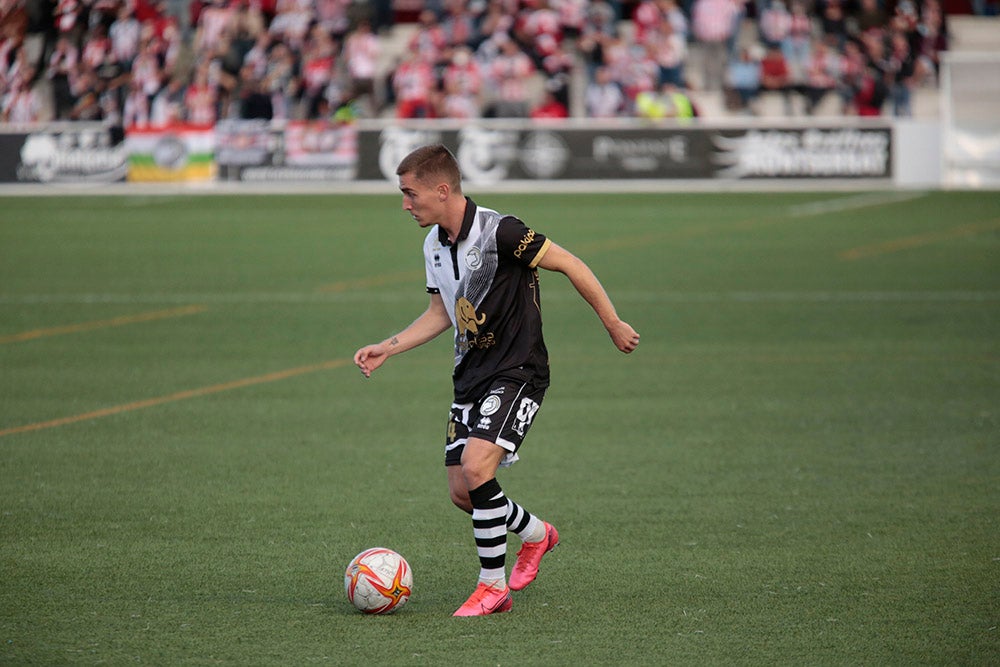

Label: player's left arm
[536,242,640,354]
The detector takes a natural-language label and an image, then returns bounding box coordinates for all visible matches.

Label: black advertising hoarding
[0,133,26,181]
[356,124,892,184]
[216,119,357,181]
[0,125,127,183]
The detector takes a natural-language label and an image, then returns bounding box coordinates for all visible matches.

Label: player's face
[398,172,442,229]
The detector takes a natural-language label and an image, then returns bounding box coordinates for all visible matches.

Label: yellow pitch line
[0,304,209,344]
[839,219,1000,261]
[0,358,351,439]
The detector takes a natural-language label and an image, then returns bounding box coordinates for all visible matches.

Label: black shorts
[444,378,546,468]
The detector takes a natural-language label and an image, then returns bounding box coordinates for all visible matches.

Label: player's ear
[436,183,450,201]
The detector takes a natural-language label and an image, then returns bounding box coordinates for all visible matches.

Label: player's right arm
[354,293,452,378]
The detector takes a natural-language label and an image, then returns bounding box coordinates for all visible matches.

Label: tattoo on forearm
[389,336,400,347]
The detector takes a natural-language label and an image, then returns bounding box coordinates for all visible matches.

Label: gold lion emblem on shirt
[456,297,486,336]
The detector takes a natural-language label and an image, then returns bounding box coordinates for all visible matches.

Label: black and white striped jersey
[424,197,552,402]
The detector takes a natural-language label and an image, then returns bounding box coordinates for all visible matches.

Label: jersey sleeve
[496,216,552,269]
[424,229,441,294]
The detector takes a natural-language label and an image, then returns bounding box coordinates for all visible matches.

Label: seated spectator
[801,37,838,114]
[835,38,865,113]
[635,82,696,120]
[853,64,886,116]
[759,43,794,114]
[530,85,568,119]
[725,46,761,113]
[584,64,625,117]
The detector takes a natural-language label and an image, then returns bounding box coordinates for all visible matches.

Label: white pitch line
[787,191,929,217]
[2,291,999,305]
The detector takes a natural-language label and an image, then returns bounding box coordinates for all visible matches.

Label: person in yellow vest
[635,83,697,121]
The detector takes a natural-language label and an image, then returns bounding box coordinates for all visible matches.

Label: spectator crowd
[0,0,954,125]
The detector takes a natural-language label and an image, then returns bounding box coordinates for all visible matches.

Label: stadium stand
[0,0,993,124]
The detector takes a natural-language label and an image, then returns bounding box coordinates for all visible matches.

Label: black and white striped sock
[469,478,508,585]
[506,498,545,543]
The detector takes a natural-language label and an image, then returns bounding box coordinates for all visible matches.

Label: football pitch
[1,190,997,665]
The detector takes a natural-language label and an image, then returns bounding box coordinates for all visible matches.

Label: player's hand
[354,344,388,378]
[608,320,640,354]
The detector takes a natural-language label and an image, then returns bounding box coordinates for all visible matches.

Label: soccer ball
[344,547,413,614]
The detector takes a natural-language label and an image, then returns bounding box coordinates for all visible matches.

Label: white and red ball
[344,547,413,614]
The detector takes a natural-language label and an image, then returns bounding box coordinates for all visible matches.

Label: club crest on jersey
[456,297,486,336]
[465,247,482,271]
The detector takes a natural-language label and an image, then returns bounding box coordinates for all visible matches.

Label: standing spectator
[262,40,297,120]
[315,0,350,39]
[299,26,336,118]
[109,3,142,67]
[440,0,478,48]
[888,29,918,117]
[917,0,947,83]
[853,0,887,35]
[576,1,617,79]
[195,0,234,55]
[484,35,535,118]
[818,0,847,49]
[45,34,78,119]
[343,19,380,115]
[691,0,741,90]
[150,75,186,124]
[631,0,663,45]
[242,31,272,80]
[81,24,112,71]
[122,77,151,127]
[758,0,791,50]
[53,0,83,41]
[618,42,659,108]
[440,45,482,114]
[95,44,130,118]
[648,17,686,87]
[268,0,312,53]
[131,38,164,102]
[661,0,688,39]
[409,8,447,65]
[782,0,813,84]
[69,70,102,120]
[584,64,625,117]
[2,65,41,122]
[185,61,218,123]
[552,0,587,41]
[235,62,273,119]
[392,50,434,118]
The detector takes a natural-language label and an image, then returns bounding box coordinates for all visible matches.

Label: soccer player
[353,144,640,617]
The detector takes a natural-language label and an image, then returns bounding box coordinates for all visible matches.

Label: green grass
[1,191,998,665]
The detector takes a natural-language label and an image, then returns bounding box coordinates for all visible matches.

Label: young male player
[353,144,640,617]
